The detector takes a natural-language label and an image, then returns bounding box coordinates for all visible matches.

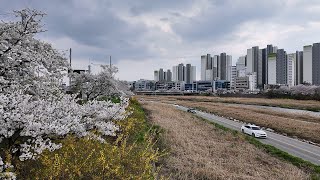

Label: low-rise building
[215,80,231,90]
[134,79,155,91]
[235,73,257,91]
[235,76,249,90]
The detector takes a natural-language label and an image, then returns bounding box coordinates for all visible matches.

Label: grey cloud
[160,17,169,22]
[170,12,182,17]
[172,1,285,42]
[2,0,320,81]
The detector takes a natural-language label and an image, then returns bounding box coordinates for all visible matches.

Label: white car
[241,124,267,138]
[187,108,196,113]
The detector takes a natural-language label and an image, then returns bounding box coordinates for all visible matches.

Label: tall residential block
[154,70,159,81]
[257,49,263,87]
[173,63,196,83]
[296,51,303,85]
[312,43,320,85]
[264,44,277,85]
[246,48,253,73]
[201,54,211,80]
[201,54,218,81]
[166,69,172,82]
[178,63,185,82]
[236,56,246,71]
[303,45,312,84]
[287,53,296,87]
[231,66,237,89]
[159,68,164,82]
[212,55,219,80]
[268,53,277,85]
[276,49,287,84]
[186,64,192,84]
[219,53,227,80]
[226,55,232,81]
[246,46,260,88]
[190,65,196,83]
[172,66,178,82]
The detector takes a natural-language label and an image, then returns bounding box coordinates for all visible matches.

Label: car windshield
[251,127,260,130]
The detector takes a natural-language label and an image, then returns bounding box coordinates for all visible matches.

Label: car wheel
[241,129,244,133]
[252,133,255,138]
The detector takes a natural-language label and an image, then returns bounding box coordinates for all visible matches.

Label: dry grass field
[177,101,320,144]
[138,95,320,144]
[140,95,320,111]
[141,101,309,180]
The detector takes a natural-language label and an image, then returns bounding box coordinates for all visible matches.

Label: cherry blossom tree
[0,9,130,178]
[70,65,133,100]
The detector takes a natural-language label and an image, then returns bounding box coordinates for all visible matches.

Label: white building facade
[201,55,208,80]
[230,66,237,89]
[268,53,277,85]
[287,53,296,87]
[248,73,257,91]
[246,48,253,73]
[154,71,159,81]
[303,45,313,84]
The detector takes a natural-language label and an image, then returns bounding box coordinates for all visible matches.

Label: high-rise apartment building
[198,53,232,81]
[226,55,232,81]
[312,43,320,85]
[183,64,196,83]
[303,45,312,84]
[172,64,185,82]
[257,49,263,87]
[213,55,218,80]
[268,53,277,85]
[236,56,246,71]
[166,69,172,82]
[154,70,159,81]
[287,53,296,87]
[201,54,211,80]
[159,68,164,82]
[186,64,192,84]
[231,66,237,89]
[219,53,227,80]
[178,63,185,82]
[246,46,260,88]
[154,68,172,82]
[276,49,287,84]
[201,54,219,81]
[247,48,253,73]
[173,63,196,83]
[296,51,303,85]
[263,44,278,85]
[192,66,196,82]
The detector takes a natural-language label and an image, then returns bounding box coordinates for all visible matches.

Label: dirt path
[141,102,308,180]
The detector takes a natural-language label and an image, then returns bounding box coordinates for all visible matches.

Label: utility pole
[69,48,72,87]
[69,48,72,66]
[109,55,112,67]
[109,55,112,76]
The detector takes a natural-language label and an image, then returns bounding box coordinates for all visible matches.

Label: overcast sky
[1,0,320,81]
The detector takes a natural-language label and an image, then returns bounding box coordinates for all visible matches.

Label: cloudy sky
[1,0,320,81]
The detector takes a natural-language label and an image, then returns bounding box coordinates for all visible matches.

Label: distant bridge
[135,91,199,96]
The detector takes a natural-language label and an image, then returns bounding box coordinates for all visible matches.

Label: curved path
[174,105,320,165]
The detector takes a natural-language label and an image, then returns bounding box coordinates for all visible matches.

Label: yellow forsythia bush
[16,99,167,179]
[17,134,162,179]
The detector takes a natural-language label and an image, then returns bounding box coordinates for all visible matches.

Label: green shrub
[97,96,121,103]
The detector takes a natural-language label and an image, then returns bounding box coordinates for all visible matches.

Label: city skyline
[2,1,320,81]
